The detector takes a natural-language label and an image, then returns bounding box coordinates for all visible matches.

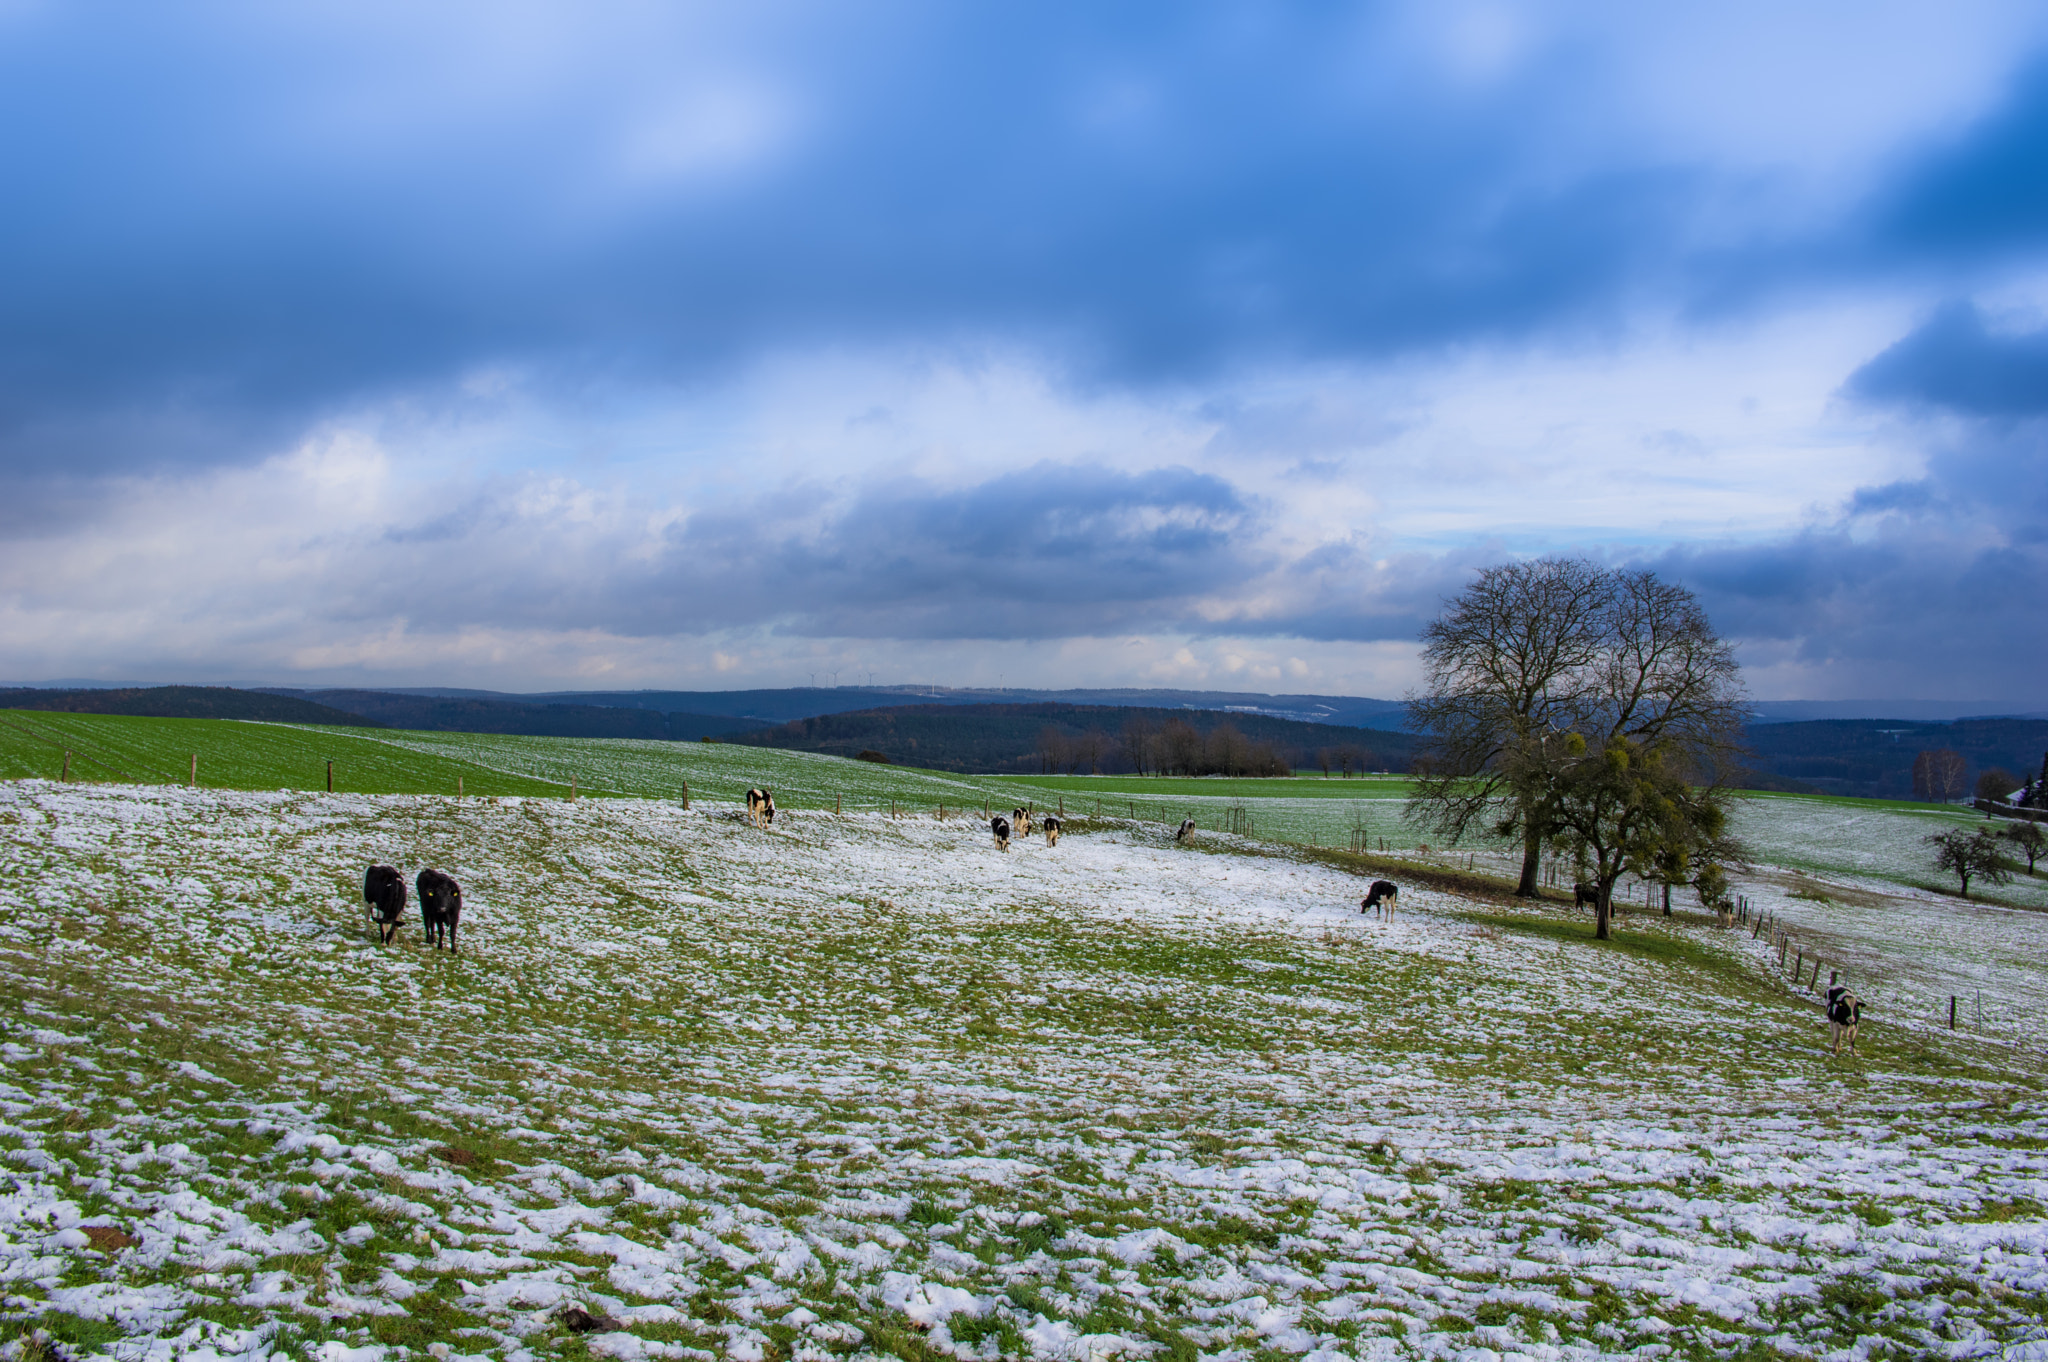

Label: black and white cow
[1174,818,1197,844]
[363,863,407,944]
[1360,880,1399,920]
[1042,814,1063,847]
[991,815,1012,851]
[417,868,463,952]
[1824,983,1863,1055]
[1011,807,1034,838]
[746,788,776,828]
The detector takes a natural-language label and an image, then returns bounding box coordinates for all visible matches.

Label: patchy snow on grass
[2,780,2045,1362]
[1728,797,2048,911]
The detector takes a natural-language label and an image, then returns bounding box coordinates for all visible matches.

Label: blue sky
[2,1,2045,699]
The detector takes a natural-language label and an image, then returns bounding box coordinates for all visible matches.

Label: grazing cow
[1042,814,1062,847]
[1011,807,1034,838]
[746,788,776,828]
[363,864,407,944]
[1174,818,1197,844]
[991,815,1012,851]
[1361,880,1400,920]
[1824,983,1863,1055]
[417,868,463,952]
[1573,882,1600,912]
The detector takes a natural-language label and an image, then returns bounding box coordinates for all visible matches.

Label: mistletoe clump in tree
[1408,560,1747,940]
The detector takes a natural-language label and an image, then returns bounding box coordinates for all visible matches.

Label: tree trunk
[1515,821,1542,897]
[1595,886,1612,940]
[1662,882,1672,915]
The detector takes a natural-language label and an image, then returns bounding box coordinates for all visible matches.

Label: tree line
[1033,715,1361,777]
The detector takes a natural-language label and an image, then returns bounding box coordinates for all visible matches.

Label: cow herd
[990,806,1063,851]
[355,788,1403,951]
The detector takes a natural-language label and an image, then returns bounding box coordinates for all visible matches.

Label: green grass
[0,710,566,797]
[1730,788,1980,815]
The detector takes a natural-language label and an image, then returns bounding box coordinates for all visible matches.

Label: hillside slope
[724,702,1418,774]
[2,782,2042,1362]
[0,685,380,726]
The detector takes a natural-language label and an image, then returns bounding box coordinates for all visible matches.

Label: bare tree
[1035,726,1069,776]
[1928,827,2015,898]
[1120,714,1156,776]
[1077,728,1109,775]
[1974,767,2018,804]
[1315,748,1333,778]
[1406,557,1614,896]
[2005,820,2045,874]
[1207,722,1250,777]
[1160,719,1201,776]
[1913,748,1968,802]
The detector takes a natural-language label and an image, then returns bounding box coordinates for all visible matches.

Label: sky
[3,1,2047,701]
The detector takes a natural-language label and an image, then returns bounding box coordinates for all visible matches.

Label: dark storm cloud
[3,6,2044,478]
[1846,302,2048,417]
[325,459,1470,645]
[0,4,1709,478]
[337,464,1272,641]
[1874,57,2048,261]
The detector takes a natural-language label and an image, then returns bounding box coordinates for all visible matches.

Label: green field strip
[0,710,567,797]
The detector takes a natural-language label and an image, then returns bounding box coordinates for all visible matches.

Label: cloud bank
[2,2,2046,696]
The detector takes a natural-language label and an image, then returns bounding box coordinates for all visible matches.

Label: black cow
[1042,814,1063,847]
[991,815,1012,851]
[1361,880,1400,920]
[417,868,463,952]
[1174,818,1197,844]
[363,864,407,944]
[1573,882,1600,912]
[746,788,776,828]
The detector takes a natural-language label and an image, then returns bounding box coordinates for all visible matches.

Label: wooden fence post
[62,750,71,782]
[571,775,577,800]
[326,760,333,793]
[189,754,197,787]
[836,794,841,815]
[1950,995,1958,1029]
[681,780,689,810]
[457,775,463,797]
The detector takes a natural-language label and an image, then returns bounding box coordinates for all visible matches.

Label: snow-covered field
[1728,798,2048,911]
[3,780,2046,1362]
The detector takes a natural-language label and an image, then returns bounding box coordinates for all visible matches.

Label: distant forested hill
[0,686,380,726]
[1743,718,2048,800]
[722,703,1418,775]
[262,690,760,741]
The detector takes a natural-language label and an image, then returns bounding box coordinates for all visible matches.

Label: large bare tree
[1408,562,1746,916]
[1407,557,1612,895]
[1544,569,1748,938]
